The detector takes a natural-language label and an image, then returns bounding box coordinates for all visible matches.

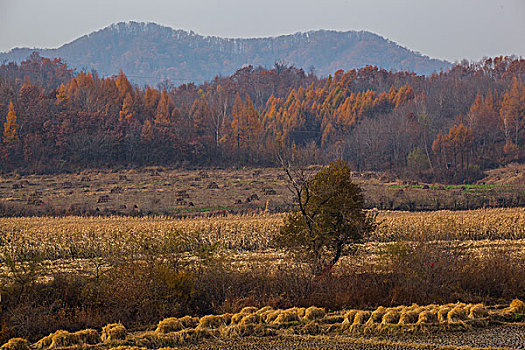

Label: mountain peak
[0,22,451,85]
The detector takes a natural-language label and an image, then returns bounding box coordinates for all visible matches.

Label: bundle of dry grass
[447,305,469,323]
[48,330,82,348]
[272,309,301,324]
[179,315,199,329]
[34,334,53,350]
[416,310,438,324]
[0,338,30,350]
[156,317,183,333]
[108,347,147,350]
[342,310,358,325]
[381,310,401,324]
[352,311,371,325]
[101,323,127,341]
[239,306,258,314]
[198,314,232,329]
[74,329,100,345]
[398,309,420,325]
[499,299,525,321]
[509,299,525,314]
[437,305,453,323]
[366,306,387,325]
[255,306,274,315]
[303,306,326,321]
[468,304,489,319]
[238,313,262,326]
[289,307,306,319]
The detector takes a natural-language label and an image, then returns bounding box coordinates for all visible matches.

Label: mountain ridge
[0,21,451,85]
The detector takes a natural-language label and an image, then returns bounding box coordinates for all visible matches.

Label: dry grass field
[1,166,525,348]
[1,166,525,216]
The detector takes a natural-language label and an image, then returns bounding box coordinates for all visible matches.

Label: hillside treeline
[0,53,524,183]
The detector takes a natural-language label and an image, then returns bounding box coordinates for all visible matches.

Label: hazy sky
[1,0,524,62]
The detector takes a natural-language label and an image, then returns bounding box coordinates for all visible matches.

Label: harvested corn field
[1,208,524,262]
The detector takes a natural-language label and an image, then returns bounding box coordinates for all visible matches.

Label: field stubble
[0,208,524,283]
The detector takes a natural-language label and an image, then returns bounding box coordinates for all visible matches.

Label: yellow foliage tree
[3,101,19,143]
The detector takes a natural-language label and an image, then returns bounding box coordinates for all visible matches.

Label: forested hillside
[0,53,524,183]
[0,22,450,85]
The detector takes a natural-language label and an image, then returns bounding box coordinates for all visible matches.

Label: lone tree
[278,160,376,274]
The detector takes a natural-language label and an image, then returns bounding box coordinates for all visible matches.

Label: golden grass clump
[352,311,371,325]
[381,310,401,324]
[156,317,183,333]
[34,334,53,350]
[263,310,281,323]
[179,315,199,329]
[198,314,232,329]
[239,313,262,326]
[447,305,468,323]
[468,304,489,319]
[48,330,82,348]
[416,310,438,324]
[239,306,258,314]
[342,310,358,325]
[437,308,451,323]
[398,309,420,325]
[509,299,525,313]
[101,323,127,341]
[366,306,387,324]
[256,306,274,315]
[272,309,301,324]
[74,329,101,345]
[0,338,30,350]
[303,306,326,321]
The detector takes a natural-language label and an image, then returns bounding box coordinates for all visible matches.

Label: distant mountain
[0,22,451,85]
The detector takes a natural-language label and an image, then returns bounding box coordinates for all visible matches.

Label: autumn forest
[1,53,524,183]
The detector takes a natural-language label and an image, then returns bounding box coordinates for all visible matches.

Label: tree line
[1,52,524,183]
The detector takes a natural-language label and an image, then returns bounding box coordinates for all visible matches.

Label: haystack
[198,314,232,329]
[74,329,100,344]
[352,311,371,325]
[303,306,326,321]
[381,310,401,324]
[156,317,183,333]
[417,310,438,324]
[272,309,300,324]
[101,323,127,341]
[0,338,30,350]
[437,306,453,323]
[447,305,468,323]
[366,306,387,324]
[179,315,199,329]
[510,299,525,314]
[398,310,420,324]
[342,310,358,325]
[468,304,489,319]
[239,306,258,314]
[49,330,81,348]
